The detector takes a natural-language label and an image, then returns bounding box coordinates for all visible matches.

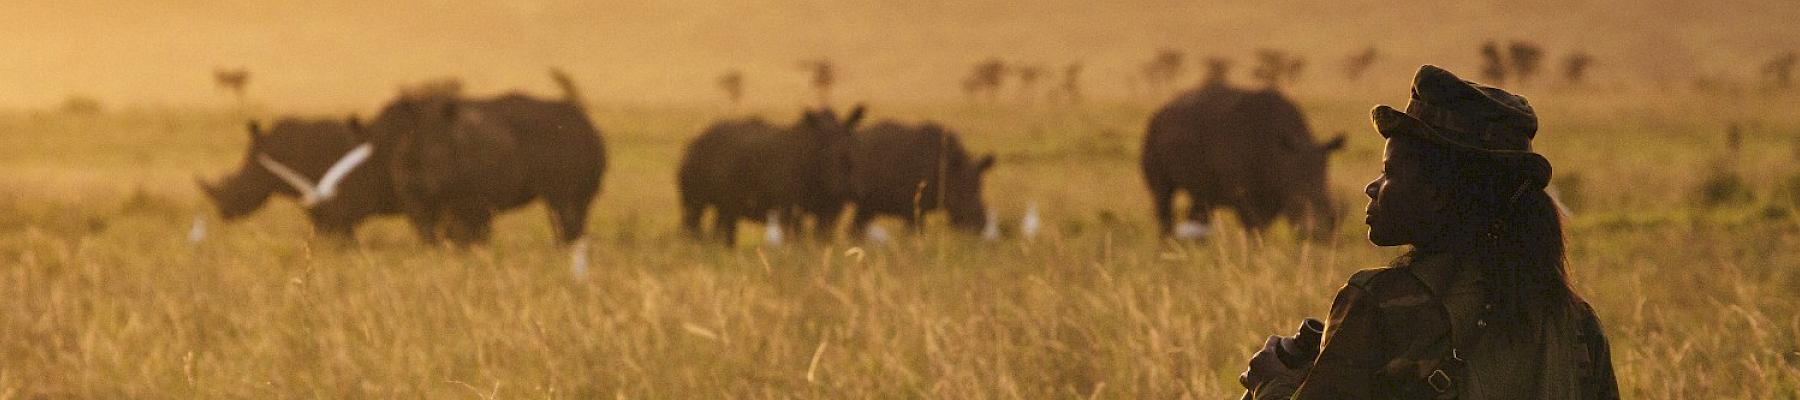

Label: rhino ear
[246,121,266,147]
[976,153,996,172]
[1278,135,1302,151]
[845,103,867,129]
[1321,133,1348,153]
[196,175,221,202]
[346,115,369,141]
[440,101,460,120]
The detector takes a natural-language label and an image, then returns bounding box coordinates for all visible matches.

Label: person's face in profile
[1363,137,1448,247]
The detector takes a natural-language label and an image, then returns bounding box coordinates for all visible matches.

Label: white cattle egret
[763,210,785,246]
[1175,221,1213,239]
[1020,202,1042,240]
[187,214,208,244]
[569,237,591,280]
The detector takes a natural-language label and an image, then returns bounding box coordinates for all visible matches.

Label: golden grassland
[2,89,1800,398]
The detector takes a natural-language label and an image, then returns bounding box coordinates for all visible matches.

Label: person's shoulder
[1345,266,1420,291]
[1572,299,1606,330]
[1343,266,1437,310]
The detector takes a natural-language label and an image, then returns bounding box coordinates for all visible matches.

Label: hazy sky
[3,0,1794,111]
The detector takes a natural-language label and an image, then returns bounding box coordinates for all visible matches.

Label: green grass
[1,92,1798,398]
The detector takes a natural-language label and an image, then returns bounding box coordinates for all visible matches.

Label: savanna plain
[3,92,1798,398]
[5,0,1800,398]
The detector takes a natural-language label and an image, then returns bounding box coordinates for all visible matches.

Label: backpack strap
[1368,266,1487,400]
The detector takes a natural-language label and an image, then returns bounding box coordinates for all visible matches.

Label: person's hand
[1240,336,1305,390]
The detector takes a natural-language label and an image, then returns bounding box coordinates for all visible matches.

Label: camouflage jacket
[1255,251,1620,400]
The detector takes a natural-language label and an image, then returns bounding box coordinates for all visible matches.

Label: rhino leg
[680,202,706,241]
[1145,166,1177,236]
[811,205,843,242]
[713,209,740,247]
[544,193,593,245]
[310,221,357,244]
[1185,196,1215,223]
[779,207,806,242]
[1151,189,1175,236]
[445,205,494,246]
[1235,206,1276,236]
[1175,193,1218,240]
[405,205,443,244]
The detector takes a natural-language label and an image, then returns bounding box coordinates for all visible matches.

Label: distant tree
[1479,40,1509,84]
[1763,51,1798,89]
[1201,56,1233,87]
[717,69,745,106]
[1343,46,1380,81]
[1251,49,1305,89]
[1141,48,1185,94]
[1057,62,1084,104]
[398,77,464,100]
[1726,122,1743,156]
[213,67,250,103]
[800,59,836,107]
[60,95,102,115]
[1508,41,1546,84]
[1561,51,1595,85]
[962,58,1007,102]
[1013,64,1045,104]
[1286,56,1308,84]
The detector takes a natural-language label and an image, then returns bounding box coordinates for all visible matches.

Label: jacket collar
[1402,250,1466,297]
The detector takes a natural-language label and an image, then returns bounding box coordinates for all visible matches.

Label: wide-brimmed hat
[1372,65,1552,189]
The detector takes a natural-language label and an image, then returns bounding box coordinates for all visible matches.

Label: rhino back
[473,94,606,187]
[450,112,532,208]
[1142,86,1266,191]
[849,121,971,214]
[679,119,817,213]
[1141,86,1324,216]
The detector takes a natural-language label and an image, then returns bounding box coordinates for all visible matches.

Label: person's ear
[1423,180,1452,212]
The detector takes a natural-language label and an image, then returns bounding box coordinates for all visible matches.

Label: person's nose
[1364,178,1381,200]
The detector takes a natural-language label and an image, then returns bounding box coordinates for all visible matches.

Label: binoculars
[1240,318,1326,399]
[1277,318,1326,367]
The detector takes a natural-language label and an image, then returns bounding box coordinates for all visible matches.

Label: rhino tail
[549,67,585,108]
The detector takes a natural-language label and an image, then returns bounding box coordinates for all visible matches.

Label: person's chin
[1366,227,1405,247]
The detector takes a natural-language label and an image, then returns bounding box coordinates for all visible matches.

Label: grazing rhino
[1141,82,1345,240]
[677,106,865,246]
[844,120,995,236]
[197,118,398,239]
[350,73,606,246]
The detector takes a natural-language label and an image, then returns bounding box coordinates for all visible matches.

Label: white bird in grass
[187,214,207,244]
[763,210,785,246]
[1020,202,1041,240]
[980,210,1000,241]
[865,225,891,244]
[569,237,591,280]
[1174,220,1213,240]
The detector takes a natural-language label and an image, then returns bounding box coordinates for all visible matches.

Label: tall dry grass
[1,90,1798,397]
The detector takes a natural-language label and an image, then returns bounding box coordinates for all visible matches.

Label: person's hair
[1399,135,1580,335]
